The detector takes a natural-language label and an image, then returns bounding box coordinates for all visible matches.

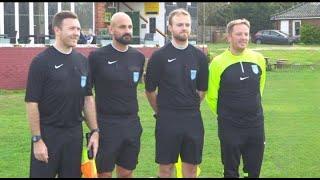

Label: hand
[87,132,99,159]
[33,139,49,163]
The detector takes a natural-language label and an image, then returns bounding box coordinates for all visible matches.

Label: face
[168,14,191,42]
[110,15,133,45]
[54,18,81,48]
[227,24,250,52]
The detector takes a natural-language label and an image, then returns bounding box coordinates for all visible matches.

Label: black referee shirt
[25,46,92,128]
[88,44,145,116]
[145,42,209,110]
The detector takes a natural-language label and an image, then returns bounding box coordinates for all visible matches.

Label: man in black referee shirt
[88,12,145,178]
[145,8,209,178]
[25,11,99,178]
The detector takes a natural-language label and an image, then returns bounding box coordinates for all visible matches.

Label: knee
[116,166,133,178]
[98,172,112,178]
[158,164,174,178]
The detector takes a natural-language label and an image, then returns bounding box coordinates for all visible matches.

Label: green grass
[0,69,320,177]
[208,43,320,65]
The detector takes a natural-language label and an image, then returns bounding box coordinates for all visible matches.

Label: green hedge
[300,24,320,44]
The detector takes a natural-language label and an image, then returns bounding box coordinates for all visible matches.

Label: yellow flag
[175,155,201,178]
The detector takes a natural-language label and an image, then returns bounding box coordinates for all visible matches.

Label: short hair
[52,11,78,28]
[226,18,250,34]
[168,8,191,25]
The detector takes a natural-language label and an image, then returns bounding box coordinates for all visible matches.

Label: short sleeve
[145,52,161,92]
[196,51,209,91]
[25,57,46,102]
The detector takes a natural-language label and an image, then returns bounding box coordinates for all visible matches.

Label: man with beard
[206,19,266,178]
[25,11,99,178]
[145,8,209,178]
[88,12,145,178]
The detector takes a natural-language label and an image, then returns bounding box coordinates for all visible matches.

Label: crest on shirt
[81,76,87,87]
[133,72,139,83]
[190,70,197,80]
[251,65,259,74]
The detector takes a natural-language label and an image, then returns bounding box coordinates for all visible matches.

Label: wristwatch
[32,135,42,143]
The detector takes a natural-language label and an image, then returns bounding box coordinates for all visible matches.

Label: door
[125,11,140,44]
[292,20,301,37]
[280,20,289,35]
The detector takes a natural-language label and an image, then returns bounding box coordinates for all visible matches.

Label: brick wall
[0,46,160,90]
[0,46,207,90]
[302,19,320,27]
[95,2,108,34]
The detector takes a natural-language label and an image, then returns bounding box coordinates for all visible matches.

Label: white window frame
[0,2,95,44]
[0,2,4,34]
[292,20,301,36]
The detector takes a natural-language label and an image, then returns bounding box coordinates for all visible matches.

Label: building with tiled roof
[270,2,320,37]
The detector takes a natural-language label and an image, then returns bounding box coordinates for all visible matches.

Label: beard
[173,32,189,42]
[115,33,132,45]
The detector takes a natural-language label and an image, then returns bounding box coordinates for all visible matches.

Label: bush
[300,24,320,44]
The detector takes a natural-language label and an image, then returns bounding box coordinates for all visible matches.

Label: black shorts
[155,109,204,165]
[96,114,142,173]
[30,124,83,178]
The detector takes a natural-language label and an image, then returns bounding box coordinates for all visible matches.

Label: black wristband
[153,114,158,120]
[90,128,100,134]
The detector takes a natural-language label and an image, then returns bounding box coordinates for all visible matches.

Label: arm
[197,90,206,102]
[26,102,49,163]
[206,60,221,115]
[197,51,209,104]
[83,95,99,159]
[259,54,267,96]
[144,53,160,116]
[145,90,158,114]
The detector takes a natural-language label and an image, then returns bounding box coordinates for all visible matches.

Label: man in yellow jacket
[206,18,266,178]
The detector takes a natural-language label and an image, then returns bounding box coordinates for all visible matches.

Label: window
[294,21,301,36]
[4,2,15,36]
[62,2,70,10]
[262,31,270,35]
[19,2,29,39]
[48,2,58,36]
[75,2,93,35]
[34,2,45,43]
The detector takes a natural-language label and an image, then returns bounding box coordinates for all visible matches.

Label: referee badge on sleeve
[251,65,259,74]
[133,72,139,83]
[190,70,197,80]
[81,76,87,87]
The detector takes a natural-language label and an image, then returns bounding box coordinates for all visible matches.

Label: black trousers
[218,121,265,178]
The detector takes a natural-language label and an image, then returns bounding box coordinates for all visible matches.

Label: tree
[198,2,299,35]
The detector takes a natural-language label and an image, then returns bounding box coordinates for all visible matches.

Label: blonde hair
[168,8,191,25]
[226,18,250,34]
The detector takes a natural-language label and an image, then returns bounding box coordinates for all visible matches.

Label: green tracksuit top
[206,48,266,128]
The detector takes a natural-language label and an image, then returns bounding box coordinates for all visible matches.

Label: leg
[159,163,174,178]
[30,126,61,178]
[180,110,204,178]
[155,110,182,173]
[58,125,83,178]
[116,165,133,178]
[116,119,142,178]
[218,122,243,178]
[95,117,123,177]
[242,126,265,178]
[98,172,112,178]
[182,162,197,178]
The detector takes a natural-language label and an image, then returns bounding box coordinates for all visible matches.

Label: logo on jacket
[190,70,197,80]
[251,65,259,74]
[81,76,87,87]
[133,72,140,83]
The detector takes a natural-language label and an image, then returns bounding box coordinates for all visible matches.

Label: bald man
[88,12,145,178]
